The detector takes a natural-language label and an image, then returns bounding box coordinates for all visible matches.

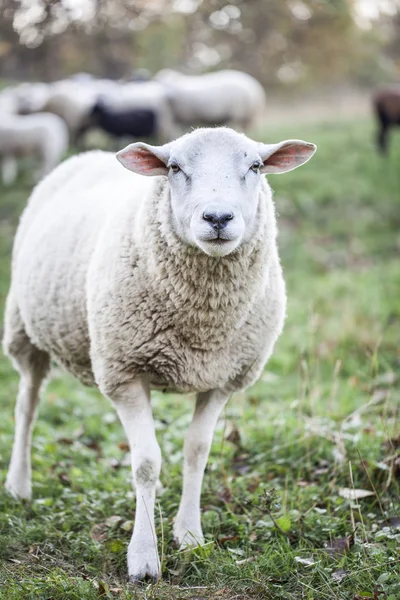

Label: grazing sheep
[0,112,69,185]
[373,84,400,154]
[3,127,316,581]
[155,69,266,130]
[89,101,157,140]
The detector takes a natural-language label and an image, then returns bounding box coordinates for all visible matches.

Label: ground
[0,118,399,600]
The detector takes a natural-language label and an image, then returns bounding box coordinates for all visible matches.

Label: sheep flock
[0,70,266,184]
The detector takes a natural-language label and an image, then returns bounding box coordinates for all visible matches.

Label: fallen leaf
[297,479,311,487]
[97,580,109,596]
[120,520,133,532]
[58,472,71,485]
[118,441,130,452]
[90,523,108,542]
[331,568,347,582]
[28,545,41,557]
[338,488,374,500]
[383,435,400,450]
[386,516,400,528]
[294,556,317,566]
[217,535,238,545]
[105,515,123,527]
[246,475,261,493]
[231,452,251,475]
[324,533,354,557]
[217,487,232,504]
[82,439,102,456]
[107,458,121,469]
[226,424,241,447]
[235,556,255,565]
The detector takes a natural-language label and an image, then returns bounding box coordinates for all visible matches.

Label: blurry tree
[0,0,397,88]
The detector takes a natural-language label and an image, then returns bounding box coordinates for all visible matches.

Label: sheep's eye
[250,161,262,173]
[170,163,181,173]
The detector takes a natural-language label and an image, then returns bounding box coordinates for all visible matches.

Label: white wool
[155,69,266,129]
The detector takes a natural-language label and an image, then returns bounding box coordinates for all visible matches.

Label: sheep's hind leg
[174,389,229,549]
[109,378,161,583]
[4,304,50,500]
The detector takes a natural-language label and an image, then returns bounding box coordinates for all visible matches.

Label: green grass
[0,120,399,600]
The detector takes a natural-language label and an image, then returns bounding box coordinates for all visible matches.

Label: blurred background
[1,0,399,91]
[1,0,400,170]
[1,0,400,116]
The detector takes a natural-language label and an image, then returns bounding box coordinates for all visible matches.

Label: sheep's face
[117,128,316,258]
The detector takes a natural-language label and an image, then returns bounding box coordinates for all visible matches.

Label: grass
[0,119,399,600]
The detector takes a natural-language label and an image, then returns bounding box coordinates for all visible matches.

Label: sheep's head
[117,128,316,258]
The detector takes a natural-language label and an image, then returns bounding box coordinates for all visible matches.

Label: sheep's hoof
[128,572,159,585]
[173,529,204,550]
[127,545,160,584]
[5,477,32,501]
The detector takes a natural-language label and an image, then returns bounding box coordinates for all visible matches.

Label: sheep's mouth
[195,235,241,257]
[209,237,231,243]
[200,232,236,243]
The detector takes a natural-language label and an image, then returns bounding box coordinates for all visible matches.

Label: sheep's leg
[2,156,18,185]
[377,123,389,155]
[110,379,161,583]
[174,389,229,548]
[4,315,50,500]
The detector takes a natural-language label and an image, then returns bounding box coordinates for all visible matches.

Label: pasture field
[0,119,399,600]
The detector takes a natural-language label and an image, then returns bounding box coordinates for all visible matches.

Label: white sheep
[41,80,105,143]
[16,79,117,144]
[0,112,69,185]
[155,69,267,130]
[3,127,316,582]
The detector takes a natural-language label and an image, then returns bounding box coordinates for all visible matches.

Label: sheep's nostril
[202,212,234,229]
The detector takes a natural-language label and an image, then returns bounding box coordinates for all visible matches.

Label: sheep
[89,100,157,140]
[101,81,179,142]
[41,80,106,144]
[3,127,316,582]
[373,85,400,154]
[0,88,19,115]
[19,79,118,145]
[155,69,267,131]
[13,82,51,115]
[0,112,69,185]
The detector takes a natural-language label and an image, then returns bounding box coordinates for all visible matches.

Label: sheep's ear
[116,142,170,176]
[259,140,316,174]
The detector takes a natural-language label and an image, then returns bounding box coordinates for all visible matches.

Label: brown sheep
[373,85,400,154]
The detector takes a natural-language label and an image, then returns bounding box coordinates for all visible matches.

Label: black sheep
[90,101,157,139]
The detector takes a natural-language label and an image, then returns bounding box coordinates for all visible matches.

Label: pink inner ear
[134,151,164,173]
[119,147,166,174]
[266,144,310,169]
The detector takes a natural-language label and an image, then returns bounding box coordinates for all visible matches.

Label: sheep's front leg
[110,379,161,583]
[174,389,229,548]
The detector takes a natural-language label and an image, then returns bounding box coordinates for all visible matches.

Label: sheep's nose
[202,211,234,230]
